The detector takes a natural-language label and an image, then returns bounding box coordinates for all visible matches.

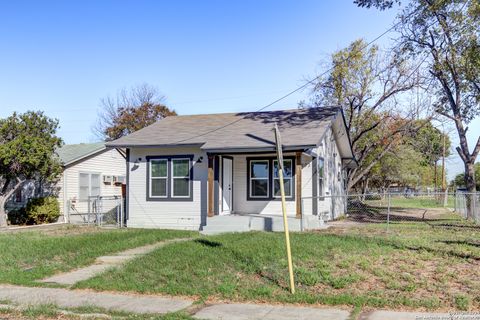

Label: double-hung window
[147,155,193,201]
[273,159,293,198]
[247,157,295,200]
[172,159,190,198]
[150,159,168,197]
[318,157,325,200]
[79,172,101,200]
[249,160,269,198]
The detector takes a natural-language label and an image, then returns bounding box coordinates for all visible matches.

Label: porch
[206,150,306,213]
[201,213,328,235]
[202,150,326,234]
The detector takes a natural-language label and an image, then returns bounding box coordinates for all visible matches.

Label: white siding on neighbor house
[127,147,207,230]
[58,149,126,219]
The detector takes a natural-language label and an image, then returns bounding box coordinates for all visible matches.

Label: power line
[172,9,420,144]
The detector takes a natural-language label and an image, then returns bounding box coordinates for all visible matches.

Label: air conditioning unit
[103,175,113,184]
[114,175,126,185]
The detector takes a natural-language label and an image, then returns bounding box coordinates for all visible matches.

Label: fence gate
[67,195,124,228]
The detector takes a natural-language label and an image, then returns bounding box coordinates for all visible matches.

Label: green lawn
[366,195,455,209]
[0,225,196,286]
[76,217,480,311]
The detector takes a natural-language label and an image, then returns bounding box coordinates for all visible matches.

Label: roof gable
[56,142,106,166]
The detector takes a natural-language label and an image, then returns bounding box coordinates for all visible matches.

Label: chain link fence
[455,192,480,222]
[304,191,480,227]
[67,195,124,228]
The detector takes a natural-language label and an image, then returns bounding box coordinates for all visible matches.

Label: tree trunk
[0,197,7,227]
[0,179,26,227]
[464,161,476,220]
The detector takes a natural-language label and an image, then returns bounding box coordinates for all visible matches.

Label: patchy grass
[0,225,196,285]
[77,218,480,311]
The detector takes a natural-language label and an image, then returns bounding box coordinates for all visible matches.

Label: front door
[222,157,233,214]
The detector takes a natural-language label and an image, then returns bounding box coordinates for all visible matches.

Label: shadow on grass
[385,240,480,261]
[194,239,223,247]
[438,239,480,248]
[346,201,470,227]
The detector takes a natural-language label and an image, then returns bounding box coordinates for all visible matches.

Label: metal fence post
[387,193,391,232]
[87,198,91,226]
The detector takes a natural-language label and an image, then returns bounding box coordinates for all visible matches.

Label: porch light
[196,156,203,164]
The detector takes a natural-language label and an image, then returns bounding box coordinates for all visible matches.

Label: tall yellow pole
[273,123,295,294]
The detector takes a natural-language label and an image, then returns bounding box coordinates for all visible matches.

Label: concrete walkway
[194,303,350,320]
[0,285,192,314]
[0,285,464,319]
[39,238,191,286]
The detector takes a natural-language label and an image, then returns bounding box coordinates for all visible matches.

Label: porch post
[296,151,302,218]
[208,155,214,217]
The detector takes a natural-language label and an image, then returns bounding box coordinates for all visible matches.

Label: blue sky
[0,0,477,179]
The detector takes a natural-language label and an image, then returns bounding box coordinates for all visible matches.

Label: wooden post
[208,155,214,217]
[295,152,302,219]
[273,123,295,294]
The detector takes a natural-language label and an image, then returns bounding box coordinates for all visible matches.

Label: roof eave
[105,142,205,149]
[203,144,317,154]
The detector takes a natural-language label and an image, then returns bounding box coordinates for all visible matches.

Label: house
[56,143,126,223]
[106,107,355,233]
[7,143,127,224]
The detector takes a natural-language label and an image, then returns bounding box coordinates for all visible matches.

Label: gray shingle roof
[106,107,341,151]
[56,142,106,165]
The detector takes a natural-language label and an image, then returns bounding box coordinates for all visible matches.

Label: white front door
[222,157,233,214]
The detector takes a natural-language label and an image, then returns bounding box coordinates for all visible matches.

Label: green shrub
[24,196,60,224]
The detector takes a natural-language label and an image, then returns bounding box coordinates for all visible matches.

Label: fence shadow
[346,200,457,224]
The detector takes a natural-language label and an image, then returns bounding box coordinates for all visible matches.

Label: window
[249,160,269,198]
[150,159,167,197]
[172,159,190,197]
[273,159,293,197]
[147,155,193,201]
[318,158,325,200]
[247,157,295,201]
[79,172,101,200]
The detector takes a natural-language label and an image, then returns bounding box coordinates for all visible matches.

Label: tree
[94,83,177,141]
[408,120,451,189]
[0,111,63,227]
[368,119,450,191]
[355,0,480,210]
[451,163,480,190]
[303,39,425,191]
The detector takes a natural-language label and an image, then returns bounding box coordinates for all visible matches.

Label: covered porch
[202,149,325,234]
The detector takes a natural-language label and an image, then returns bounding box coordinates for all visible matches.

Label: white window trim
[79,172,101,201]
[149,159,168,198]
[171,158,191,198]
[273,159,293,198]
[249,160,270,198]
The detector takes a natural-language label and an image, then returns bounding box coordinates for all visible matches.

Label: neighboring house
[6,143,126,223]
[56,143,126,222]
[106,107,356,233]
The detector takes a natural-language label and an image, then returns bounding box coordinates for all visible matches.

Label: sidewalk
[0,285,461,320]
[39,237,191,286]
